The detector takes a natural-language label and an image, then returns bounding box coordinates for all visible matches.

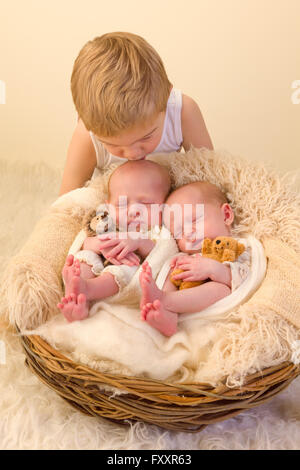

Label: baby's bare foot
[69,274,89,298]
[57,293,89,322]
[62,255,81,295]
[139,261,163,309]
[141,299,178,337]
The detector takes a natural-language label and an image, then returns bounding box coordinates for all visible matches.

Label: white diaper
[101,264,139,290]
[74,249,105,275]
[74,249,139,290]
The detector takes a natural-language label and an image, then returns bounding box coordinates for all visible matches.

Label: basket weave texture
[19,330,300,433]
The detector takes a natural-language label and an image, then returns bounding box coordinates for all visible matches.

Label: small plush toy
[171,236,245,290]
[82,203,142,267]
[82,203,117,267]
[82,203,116,237]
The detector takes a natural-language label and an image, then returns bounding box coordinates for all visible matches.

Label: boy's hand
[171,255,225,283]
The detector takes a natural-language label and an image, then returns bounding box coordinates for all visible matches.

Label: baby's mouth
[185,238,204,250]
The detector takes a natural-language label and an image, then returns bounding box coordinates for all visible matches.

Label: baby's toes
[77,293,86,305]
[141,306,147,321]
[66,254,74,266]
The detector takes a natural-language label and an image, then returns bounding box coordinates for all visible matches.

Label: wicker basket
[19,330,300,433]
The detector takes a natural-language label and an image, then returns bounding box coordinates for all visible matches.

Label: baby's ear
[222,203,234,226]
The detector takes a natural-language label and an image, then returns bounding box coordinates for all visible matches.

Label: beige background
[0,0,299,175]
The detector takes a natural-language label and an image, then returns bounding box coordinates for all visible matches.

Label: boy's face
[96,112,166,160]
[164,188,234,254]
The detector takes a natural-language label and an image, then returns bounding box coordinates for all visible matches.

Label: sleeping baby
[57,160,171,322]
[139,181,251,336]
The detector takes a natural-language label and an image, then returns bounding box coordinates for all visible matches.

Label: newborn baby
[140,181,250,336]
[58,160,171,322]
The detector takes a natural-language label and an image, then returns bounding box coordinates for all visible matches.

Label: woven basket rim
[19,328,300,398]
[18,328,300,432]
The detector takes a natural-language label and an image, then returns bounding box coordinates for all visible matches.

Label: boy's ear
[222,203,234,226]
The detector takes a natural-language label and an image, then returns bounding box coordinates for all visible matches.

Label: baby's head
[107,160,171,232]
[163,181,234,253]
[71,32,172,160]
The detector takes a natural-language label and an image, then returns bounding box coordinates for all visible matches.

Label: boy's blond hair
[71,32,172,137]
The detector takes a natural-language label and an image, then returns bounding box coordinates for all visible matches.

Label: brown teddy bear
[171,236,245,290]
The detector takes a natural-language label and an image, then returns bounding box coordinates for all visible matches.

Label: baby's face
[164,187,233,254]
[108,170,166,232]
[96,112,165,161]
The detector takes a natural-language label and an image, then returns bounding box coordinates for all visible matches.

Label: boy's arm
[59,119,97,195]
[181,94,214,151]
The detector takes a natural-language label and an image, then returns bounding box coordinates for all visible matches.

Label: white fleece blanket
[27,234,266,382]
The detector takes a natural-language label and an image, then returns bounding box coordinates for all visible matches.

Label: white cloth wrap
[156,235,265,322]
[68,226,163,290]
[28,234,266,382]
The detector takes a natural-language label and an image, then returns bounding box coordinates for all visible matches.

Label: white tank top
[89,87,183,171]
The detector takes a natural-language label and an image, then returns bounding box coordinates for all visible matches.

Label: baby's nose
[184,229,196,241]
[128,206,141,220]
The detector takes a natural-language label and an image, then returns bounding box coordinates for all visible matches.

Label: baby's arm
[171,254,232,288]
[181,95,214,151]
[83,235,140,266]
[59,119,97,195]
[96,233,155,262]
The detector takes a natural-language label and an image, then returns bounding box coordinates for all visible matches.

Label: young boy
[59,32,213,195]
[139,181,250,336]
[57,160,171,322]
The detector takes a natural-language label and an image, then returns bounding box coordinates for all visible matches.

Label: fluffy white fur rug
[0,157,300,450]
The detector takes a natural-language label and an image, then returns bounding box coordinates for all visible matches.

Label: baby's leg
[58,272,119,322]
[161,267,179,292]
[79,261,95,280]
[140,261,230,336]
[162,281,231,314]
[62,255,95,296]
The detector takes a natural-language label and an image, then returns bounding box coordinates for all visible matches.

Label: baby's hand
[97,232,141,265]
[83,235,139,266]
[83,236,103,254]
[169,255,183,269]
[171,255,220,282]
